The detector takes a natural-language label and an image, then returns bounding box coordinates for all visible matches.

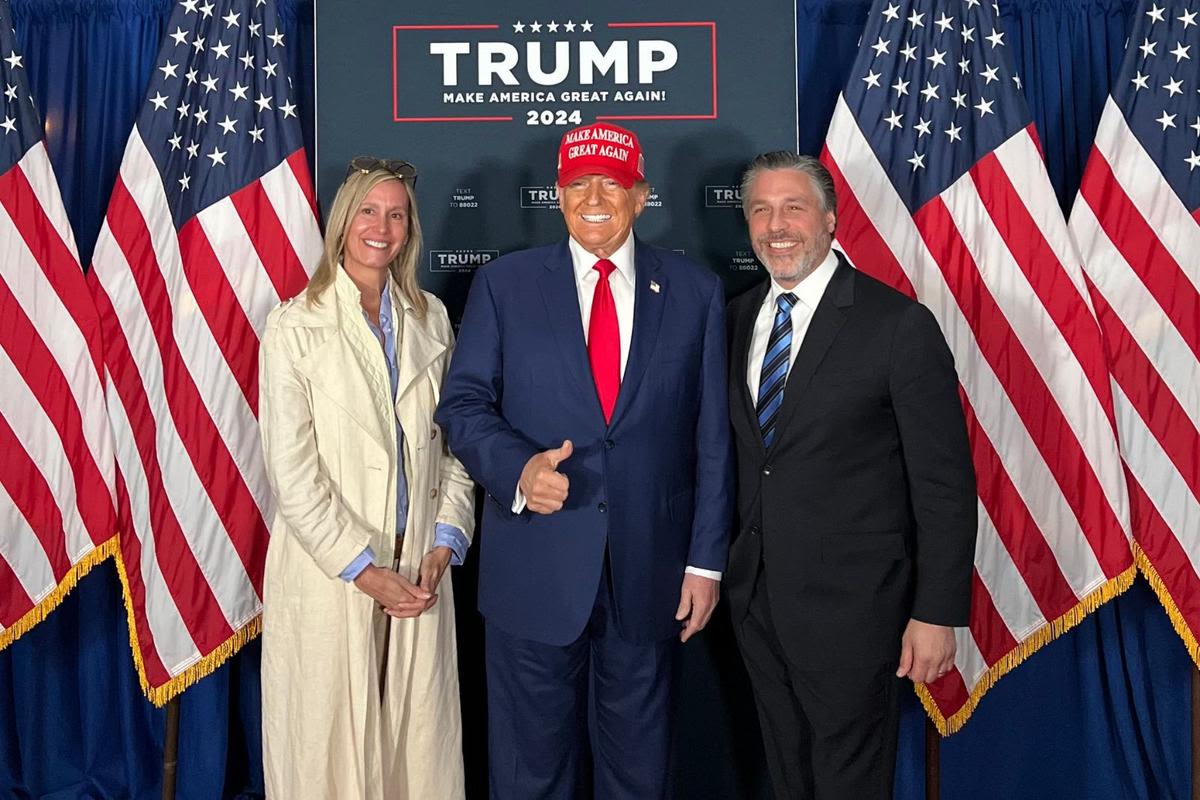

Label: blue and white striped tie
[756,292,798,448]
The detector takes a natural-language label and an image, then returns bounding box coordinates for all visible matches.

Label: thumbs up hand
[519,440,573,514]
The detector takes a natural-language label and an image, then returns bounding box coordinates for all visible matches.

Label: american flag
[88,0,321,703]
[822,0,1136,733]
[0,0,117,649]
[1069,1,1200,669]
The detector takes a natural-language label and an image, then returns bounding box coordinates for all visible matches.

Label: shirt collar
[766,248,838,311]
[568,231,636,285]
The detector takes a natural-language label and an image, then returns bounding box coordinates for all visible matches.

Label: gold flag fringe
[113,546,262,707]
[916,562,1136,736]
[1133,541,1200,667]
[0,535,119,652]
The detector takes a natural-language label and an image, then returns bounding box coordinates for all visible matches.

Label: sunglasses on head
[345,156,418,184]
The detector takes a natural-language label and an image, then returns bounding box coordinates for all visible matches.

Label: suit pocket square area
[819,531,907,564]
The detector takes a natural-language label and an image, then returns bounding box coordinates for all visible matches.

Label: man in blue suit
[435,122,733,799]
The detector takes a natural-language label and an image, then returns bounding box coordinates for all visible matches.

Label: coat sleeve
[889,302,978,626]
[431,307,477,543]
[259,311,378,579]
[434,268,540,511]
[686,275,735,572]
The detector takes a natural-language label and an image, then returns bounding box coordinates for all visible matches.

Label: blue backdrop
[1,1,1192,798]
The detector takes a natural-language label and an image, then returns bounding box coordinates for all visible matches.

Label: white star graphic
[239,52,255,70]
[249,126,264,143]
[1130,72,1148,90]
[965,0,980,9]
[168,133,182,150]
[223,11,240,28]
[986,28,1005,48]
[212,41,230,60]
[882,3,900,22]
[862,70,882,89]
[159,60,178,79]
[907,152,926,171]
[1170,42,1190,62]
[564,21,576,32]
[935,13,954,32]
[249,21,261,37]
[194,106,208,124]
[884,110,904,130]
[269,29,285,47]
[952,90,967,108]
[0,116,15,134]
[892,77,910,96]
[1013,74,1023,89]
[927,49,946,68]
[207,146,227,166]
[920,81,940,101]
[255,93,273,112]
[263,60,278,78]
[1164,77,1184,97]
[181,0,198,12]
[1181,10,1198,29]
[901,43,917,61]
[280,100,297,118]
[581,20,593,32]
[185,68,198,85]
[201,74,219,93]
[4,84,16,101]
[512,21,525,33]
[192,36,206,53]
[871,36,890,56]
[530,20,542,33]
[1191,116,1200,136]
[186,141,199,158]
[1139,37,1157,58]
[1147,3,1165,23]
[959,56,971,74]
[547,21,559,32]
[1187,151,1200,171]
[198,1,213,18]
[176,102,191,120]
[1156,110,1177,130]
[945,123,962,142]
[230,81,249,100]
[178,173,191,191]
[914,118,932,137]
[170,27,188,46]
[150,91,169,110]
[907,10,924,28]
[974,97,994,117]
[961,25,975,43]
[980,65,1000,84]
[219,115,237,134]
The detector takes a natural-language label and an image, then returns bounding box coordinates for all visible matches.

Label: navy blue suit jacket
[435,238,733,646]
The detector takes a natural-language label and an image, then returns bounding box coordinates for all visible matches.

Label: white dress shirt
[746,249,838,400]
[514,232,721,581]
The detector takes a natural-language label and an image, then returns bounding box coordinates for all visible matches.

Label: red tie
[588,258,621,423]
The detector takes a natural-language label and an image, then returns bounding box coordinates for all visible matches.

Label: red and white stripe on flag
[89,0,323,704]
[824,97,1136,733]
[1071,100,1200,666]
[0,140,118,649]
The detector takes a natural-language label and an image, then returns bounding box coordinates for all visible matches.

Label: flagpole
[162,697,181,800]
[925,717,940,800]
[1192,668,1199,800]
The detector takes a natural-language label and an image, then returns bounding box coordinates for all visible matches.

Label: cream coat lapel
[393,283,450,403]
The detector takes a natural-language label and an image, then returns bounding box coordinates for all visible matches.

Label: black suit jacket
[726,252,977,670]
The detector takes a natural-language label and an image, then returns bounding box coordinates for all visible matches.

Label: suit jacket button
[598,502,607,513]
[762,465,772,476]
[430,488,438,499]
[749,526,760,536]
[605,439,615,450]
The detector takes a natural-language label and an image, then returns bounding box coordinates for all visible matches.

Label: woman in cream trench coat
[258,160,475,799]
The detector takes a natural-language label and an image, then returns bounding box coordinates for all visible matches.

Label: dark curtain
[2,1,1192,798]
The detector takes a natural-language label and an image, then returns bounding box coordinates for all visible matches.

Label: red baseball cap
[556,122,645,188]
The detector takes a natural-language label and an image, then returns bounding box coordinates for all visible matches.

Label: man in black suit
[726,151,977,799]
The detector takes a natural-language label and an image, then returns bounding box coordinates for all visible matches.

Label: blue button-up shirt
[340,289,467,580]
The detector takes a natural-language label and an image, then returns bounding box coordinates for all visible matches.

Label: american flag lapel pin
[649,280,660,294]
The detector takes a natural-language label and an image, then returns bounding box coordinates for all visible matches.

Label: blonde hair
[305,167,427,317]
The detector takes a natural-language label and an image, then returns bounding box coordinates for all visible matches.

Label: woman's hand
[353,565,431,618]
[416,546,454,611]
